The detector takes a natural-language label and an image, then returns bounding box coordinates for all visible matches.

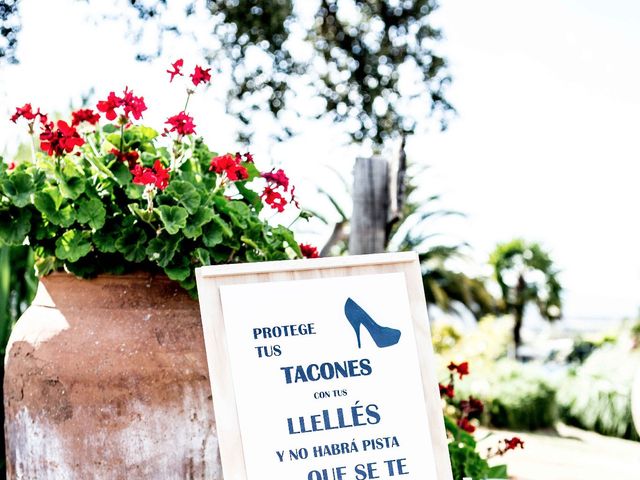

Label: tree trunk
[349,156,390,255]
[513,274,527,358]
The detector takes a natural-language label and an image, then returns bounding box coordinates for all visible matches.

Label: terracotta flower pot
[3,273,222,479]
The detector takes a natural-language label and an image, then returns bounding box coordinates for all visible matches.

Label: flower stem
[183,91,193,113]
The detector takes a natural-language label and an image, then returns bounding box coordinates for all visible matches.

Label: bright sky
[1,0,639,322]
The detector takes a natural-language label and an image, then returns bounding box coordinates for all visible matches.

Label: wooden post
[349,156,389,254]
[349,136,407,255]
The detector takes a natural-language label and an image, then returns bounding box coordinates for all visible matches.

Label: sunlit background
[2,1,640,478]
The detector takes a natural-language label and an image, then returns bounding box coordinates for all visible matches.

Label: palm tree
[489,239,562,355]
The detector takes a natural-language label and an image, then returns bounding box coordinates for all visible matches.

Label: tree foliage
[0,0,19,64]
[1,0,453,147]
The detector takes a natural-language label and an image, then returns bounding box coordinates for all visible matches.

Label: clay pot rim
[42,270,171,281]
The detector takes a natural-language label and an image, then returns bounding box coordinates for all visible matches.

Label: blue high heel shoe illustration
[344,298,401,349]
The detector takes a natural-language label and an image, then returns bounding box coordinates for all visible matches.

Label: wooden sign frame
[195,252,452,480]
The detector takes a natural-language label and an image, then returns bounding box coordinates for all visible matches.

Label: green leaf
[1,172,34,207]
[93,223,120,253]
[487,464,508,478]
[244,162,261,181]
[55,230,92,262]
[202,222,224,247]
[35,255,57,276]
[273,225,302,257]
[146,234,181,268]
[34,191,75,227]
[210,213,233,238]
[164,180,201,214]
[129,125,158,142]
[164,257,190,281]
[103,124,118,134]
[59,176,86,200]
[115,227,148,262]
[235,181,263,212]
[111,161,132,186]
[210,247,230,263]
[157,205,188,235]
[128,204,155,224]
[194,248,211,265]
[184,207,214,239]
[0,209,31,245]
[225,200,250,228]
[76,197,106,230]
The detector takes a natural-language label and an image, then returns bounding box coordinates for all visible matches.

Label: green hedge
[458,360,558,431]
[559,345,639,440]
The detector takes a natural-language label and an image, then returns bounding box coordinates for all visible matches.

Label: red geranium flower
[439,382,455,399]
[262,168,290,191]
[299,243,319,259]
[97,88,146,122]
[167,58,184,82]
[243,152,254,163]
[460,396,484,417]
[152,160,171,190]
[457,417,475,433]
[39,120,85,157]
[110,148,140,169]
[122,87,147,120]
[10,103,37,123]
[8,161,16,171]
[261,185,287,212]
[71,108,100,126]
[97,92,124,121]
[448,361,469,380]
[10,103,47,124]
[504,437,525,452]
[190,65,211,86]
[131,160,171,191]
[165,111,196,136]
[209,153,248,181]
[131,164,156,187]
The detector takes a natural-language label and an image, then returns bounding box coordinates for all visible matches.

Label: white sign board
[196,253,452,480]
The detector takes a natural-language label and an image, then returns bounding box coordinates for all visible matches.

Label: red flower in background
[131,160,171,191]
[191,65,211,86]
[262,168,290,191]
[8,161,16,171]
[457,417,476,433]
[71,108,100,126]
[209,153,248,181]
[490,437,525,457]
[165,111,196,136]
[439,382,455,399]
[448,361,469,380]
[110,148,140,169]
[299,243,319,259]
[97,92,124,121]
[167,59,184,82]
[39,120,85,157]
[460,396,484,417]
[505,437,525,452]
